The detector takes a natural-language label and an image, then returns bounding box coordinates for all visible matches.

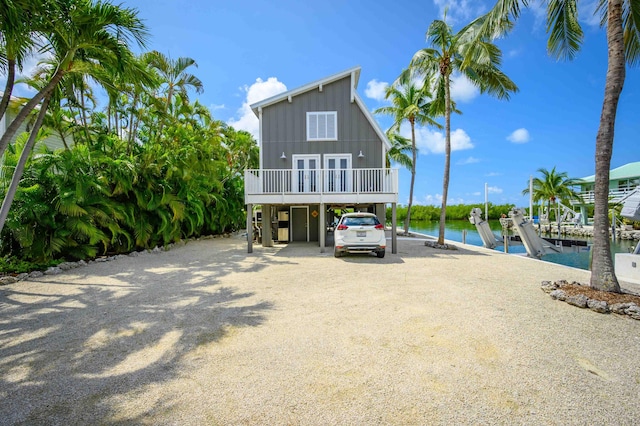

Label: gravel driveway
[1,234,639,425]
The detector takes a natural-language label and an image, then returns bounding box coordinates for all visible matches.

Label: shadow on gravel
[269,235,492,264]
[0,238,274,425]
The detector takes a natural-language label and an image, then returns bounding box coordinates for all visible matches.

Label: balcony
[571,187,639,205]
[244,168,398,205]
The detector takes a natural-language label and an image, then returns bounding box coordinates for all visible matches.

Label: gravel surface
[1,234,639,425]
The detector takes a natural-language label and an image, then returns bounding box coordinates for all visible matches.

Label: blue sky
[9,0,640,207]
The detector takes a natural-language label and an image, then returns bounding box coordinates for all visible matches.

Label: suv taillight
[336,224,348,230]
[374,224,384,230]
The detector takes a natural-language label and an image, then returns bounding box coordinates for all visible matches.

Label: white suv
[334,212,386,258]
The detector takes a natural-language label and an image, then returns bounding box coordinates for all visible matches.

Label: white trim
[324,153,353,193]
[250,66,361,115]
[292,154,321,193]
[319,83,323,92]
[353,92,392,151]
[350,71,356,103]
[306,111,337,141]
[0,113,5,139]
[258,108,263,170]
[291,206,310,242]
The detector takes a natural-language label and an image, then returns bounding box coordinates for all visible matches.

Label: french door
[325,154,352,193]
[292,155,320,193]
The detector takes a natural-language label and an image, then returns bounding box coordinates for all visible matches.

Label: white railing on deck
[244,168,398,195]
[571,187,639,204]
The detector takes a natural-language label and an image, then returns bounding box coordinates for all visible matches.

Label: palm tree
[0,0,49,121]
[144,51,204,141]
[475,1,639,291]
[385,131,413,170]
[409,17,518,246]
[522,167,580,227]
[375,79,438,234]
[0,0,149,160]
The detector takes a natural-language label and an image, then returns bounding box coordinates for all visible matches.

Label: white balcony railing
[245,168,398,197]
[571,187,639,204]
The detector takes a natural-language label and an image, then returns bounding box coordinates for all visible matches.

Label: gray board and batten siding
[260,75,384,170]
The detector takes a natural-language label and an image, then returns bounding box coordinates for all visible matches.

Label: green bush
[387,203,517,223]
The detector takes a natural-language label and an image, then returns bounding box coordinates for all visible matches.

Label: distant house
[244,66,399,253]
[572,161,640,222]
[0,94,70,153]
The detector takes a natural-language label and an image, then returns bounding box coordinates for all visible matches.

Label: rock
[16,273,29,281]
[29,271,44,278]
[77,260,87,266]
[0,276,18,285]
[95,257,107,262]
[152,246,161,253]
[58,262,76,271]
[566,294,588,308]
[44,267,62,275]
[610,303,633,315]
[587,299,609,313]
[128,251,139,257]
[541,281,558,293]
[107,256,117,261]
[550,289,567,301]
[424,241,458,250]
[625,304,640,320]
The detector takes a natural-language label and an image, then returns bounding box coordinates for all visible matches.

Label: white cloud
[488,186,503,194]
[528,0,547,29]
[579,0,601,27]
[450,73,479,103]
[433,0,485,24]
[457,156,479,165]
[407,125,474,154]
[471,191,482,196]
[422,193,465,205]
[506,128,531,144]
[485,172,502,177]
[228,77,287,138]
[365,79,389,102]
[209,103,225,111]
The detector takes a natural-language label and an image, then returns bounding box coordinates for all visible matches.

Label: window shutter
[318,114,327,139]
[308,114,317,139]
[327,113,336,139]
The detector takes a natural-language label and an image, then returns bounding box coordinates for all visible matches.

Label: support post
[247,203,253,253]
[319,203,325,253]
[484,182,488,221]
[263,204,273,247]
[392,203,397,254]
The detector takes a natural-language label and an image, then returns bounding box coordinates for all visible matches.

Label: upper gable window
[307,111,337,141]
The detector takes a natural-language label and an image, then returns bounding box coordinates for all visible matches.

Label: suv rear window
[342,216,380,226]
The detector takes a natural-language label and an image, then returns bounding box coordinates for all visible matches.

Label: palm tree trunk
[591,0,624,293]
[405,119,417,234]
[0,95,51,235]
[0,59,16,122]
[0,67,65,159]
[79,85,92,145]
[438,75,452,245]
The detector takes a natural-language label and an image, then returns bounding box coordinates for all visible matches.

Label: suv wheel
[376,249,385,258]
[334,247,342,258]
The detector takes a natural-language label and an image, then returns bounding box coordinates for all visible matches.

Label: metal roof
[577,161,640,183]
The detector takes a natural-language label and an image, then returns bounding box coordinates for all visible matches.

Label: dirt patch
[559,282,640,305]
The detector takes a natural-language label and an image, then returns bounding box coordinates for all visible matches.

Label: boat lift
[470,207,590,259]
[615,188,640,284]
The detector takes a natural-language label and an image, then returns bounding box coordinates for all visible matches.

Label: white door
[292,155,320,193]
[325,154,352,192]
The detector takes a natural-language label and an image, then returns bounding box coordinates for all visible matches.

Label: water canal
[409,220,637,270]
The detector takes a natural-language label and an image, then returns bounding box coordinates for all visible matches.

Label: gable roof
[250,66,391,150]
[578,162,640,183]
